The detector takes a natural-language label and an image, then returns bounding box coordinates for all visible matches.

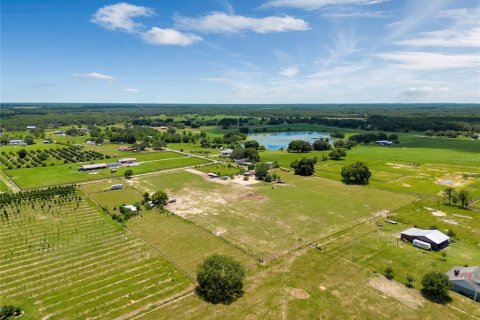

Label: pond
[247,131,330,150]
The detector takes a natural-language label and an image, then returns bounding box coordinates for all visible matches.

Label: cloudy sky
[1,0,479,103]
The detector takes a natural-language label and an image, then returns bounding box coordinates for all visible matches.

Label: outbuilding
[118,158,137,165]
[400,227,450,250]
[78,163,107,171]
[376,140,394,146]
[446,266,480,301]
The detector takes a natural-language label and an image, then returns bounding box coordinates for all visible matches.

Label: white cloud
[395,28,480,47]
[375,51,479,70]
[142,27,202,46]
[322,7,387,18]
[73,72,116,81]
[91,2,153,32]
[123,88,139,93]
[263,0,386,10]
[279,66,299,77]
[175,12,308,34]
[400,86,450,99]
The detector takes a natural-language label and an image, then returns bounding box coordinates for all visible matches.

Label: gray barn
[446,266,480,301]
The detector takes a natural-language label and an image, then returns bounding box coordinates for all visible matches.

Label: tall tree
[196,254,245,304]
[442,187,457,205]
[457,190,471,208]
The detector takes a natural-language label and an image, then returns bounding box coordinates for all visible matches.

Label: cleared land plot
[131,170,415,259]
[0,192,192,320]
[6,153,208,189]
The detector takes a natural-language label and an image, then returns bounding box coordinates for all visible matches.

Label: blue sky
[1,0,479,103]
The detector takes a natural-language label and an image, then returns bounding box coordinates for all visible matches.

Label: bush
[328,148,346,160]
[421,271,451,303]
[196,254,245,304]
[384,267,394,280]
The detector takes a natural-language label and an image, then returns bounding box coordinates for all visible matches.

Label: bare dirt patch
[285,287,310,300]
[368,276,423,309]
[443,219,458,225]
[424,207,446,217]
[371,209,390,218]
[453,214,473,219]
[435,173,472,188]
[186,168,260,186]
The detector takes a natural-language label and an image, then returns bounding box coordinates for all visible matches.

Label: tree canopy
[312,138,331,151]
[328,148,346,160]
[290,157,316,176]
[151,191,168,208]
[287,140,312,153]
[421,271,451,303]
[244,140,260,150]
[341,162,371,184]
[124,169,133,179]
[196,254,245,304]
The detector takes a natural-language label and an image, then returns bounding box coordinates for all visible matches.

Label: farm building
[118,158,137,165]
[53,130,64,134]
[85,140,96,145]
[9,139,26,146]
[111,184,123,190]
[43,139,54,144]
[235,159,253,166]
[400,228,450,250]
[78,163,108,171]
[26,125,36,130]
[207,173,219,178]
[106,162,122,169]
[123,205,138,212]
[446,266,480,301]
[219,148,233,156]
[376,140,394,146]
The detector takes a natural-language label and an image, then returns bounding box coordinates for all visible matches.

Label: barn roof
[447,266,480,285]
[401,228,450,244]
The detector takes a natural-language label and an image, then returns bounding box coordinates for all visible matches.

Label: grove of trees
[287,140,312,153]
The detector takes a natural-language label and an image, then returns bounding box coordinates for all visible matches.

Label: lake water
[248,131,330,150]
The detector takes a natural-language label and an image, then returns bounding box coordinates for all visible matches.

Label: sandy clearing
[368,276,423,309]
[372,209,390,217]
[453,214,473,219]
[424,207,446,217]
[443,219,458,225]
[186,168,261,186]
[285,287,310,299]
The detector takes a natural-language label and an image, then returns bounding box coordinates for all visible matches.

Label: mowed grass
[6,152,208,189]
[132,170,415,259]
[0,192,192,320]
[137,248,480,320]
[127,212,255,277]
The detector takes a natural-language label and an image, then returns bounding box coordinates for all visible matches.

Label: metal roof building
[400,228,450,250]
[446,266,480,301]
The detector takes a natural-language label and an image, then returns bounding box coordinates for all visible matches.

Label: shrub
[421,271,451,303]
[384,267,394,280]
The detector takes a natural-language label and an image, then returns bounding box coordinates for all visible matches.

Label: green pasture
[131,170,415,258]
[127,211,255,277]
[138,247,480,320]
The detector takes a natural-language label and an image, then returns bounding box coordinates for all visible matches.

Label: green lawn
[132,170,415,259]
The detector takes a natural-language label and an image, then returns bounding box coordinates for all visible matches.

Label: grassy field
[135,247,480,320]
[4,152,209,189]
[0,190,192,320]
[129,170,415,259]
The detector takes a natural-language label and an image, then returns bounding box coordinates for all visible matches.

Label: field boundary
[0,169,21,192]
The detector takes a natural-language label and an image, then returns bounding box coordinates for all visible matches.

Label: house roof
[118,158,136,162]
[401,228,450,244]
[447,266,480,286]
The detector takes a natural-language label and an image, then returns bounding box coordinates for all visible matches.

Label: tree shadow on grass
[195,286,244,305]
